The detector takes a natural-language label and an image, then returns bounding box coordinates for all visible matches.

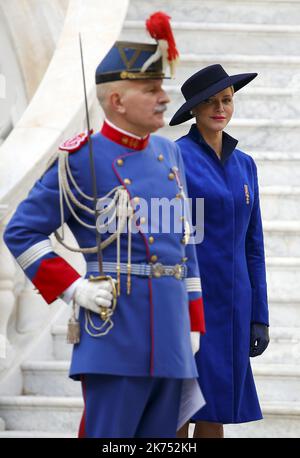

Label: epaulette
[59,130,93,153]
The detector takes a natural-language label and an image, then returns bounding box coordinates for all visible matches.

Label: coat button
[133,196,140,203]
[117,159,124,166]
[150,255,158,263]
[149,236,155,244]
[158,154,164,161]
[168,173,175,180]
[176,193,183,199]
[182,257,188,263]
[140,217,146,224]
[124,178,132,185]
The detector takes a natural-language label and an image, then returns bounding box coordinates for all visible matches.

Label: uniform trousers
[78,374,182,438]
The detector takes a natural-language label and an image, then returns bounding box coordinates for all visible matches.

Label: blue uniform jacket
[4,130,205,380]
[177,124,269,423]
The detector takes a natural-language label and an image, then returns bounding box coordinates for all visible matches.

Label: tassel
[67,301,80,344]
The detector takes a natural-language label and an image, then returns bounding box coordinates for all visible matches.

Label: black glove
[249,323,269,357]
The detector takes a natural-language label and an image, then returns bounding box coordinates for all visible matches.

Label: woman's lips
[211,116,226,120]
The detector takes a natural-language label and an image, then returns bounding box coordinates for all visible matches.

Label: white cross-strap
[17,240,53,270]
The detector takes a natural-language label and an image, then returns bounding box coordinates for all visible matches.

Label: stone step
[0,396,82,432]
[168,54,300,88]
[166,147,300,187]
[165,86,300,120]
[0,418,5,431]
[255,326,300,366]
[260,186,300,221]
[253,152,300,187]
[21,359,300,405]
[268,299,300,329]
[123,21,300,56]
[0,430,75,438]
[51,322,300,367]
[0,394,298,437]
[267,258,300,303]
[224,402,300,437]
[126,0,300,26]
[264,221,300,258]
[22,361,81,397]
[52,325,72,361]
[161,118,300,153]
[252,364,300,403]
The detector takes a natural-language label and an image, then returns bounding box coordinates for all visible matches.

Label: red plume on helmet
[145,11,179,63]
[141,11,179,78]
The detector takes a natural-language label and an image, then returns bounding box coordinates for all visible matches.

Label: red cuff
[32,257,81,304]
[189,297,206,334]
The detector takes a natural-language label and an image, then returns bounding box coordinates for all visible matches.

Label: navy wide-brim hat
[169,64,257,126]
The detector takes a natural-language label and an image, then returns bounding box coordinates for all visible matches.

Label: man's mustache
[154,104,168,113]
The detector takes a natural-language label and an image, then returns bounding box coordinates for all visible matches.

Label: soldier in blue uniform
[170,64,269,438]
[3,21,206,438]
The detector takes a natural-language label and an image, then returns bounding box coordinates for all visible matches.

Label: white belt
[86,261,187,280]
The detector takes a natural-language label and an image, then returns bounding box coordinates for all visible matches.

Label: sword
[79,34,117,328]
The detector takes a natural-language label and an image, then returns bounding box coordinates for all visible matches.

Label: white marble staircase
[1,0,300,438]
[0,316,81,438]
[0,320,300,438]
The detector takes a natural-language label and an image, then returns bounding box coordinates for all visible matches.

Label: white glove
[190,331,200,355]
[73,278,114,314]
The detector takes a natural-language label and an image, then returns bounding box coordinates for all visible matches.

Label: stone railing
[0,0,129,377]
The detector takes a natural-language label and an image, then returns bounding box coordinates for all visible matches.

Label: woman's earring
[190,110,194,116]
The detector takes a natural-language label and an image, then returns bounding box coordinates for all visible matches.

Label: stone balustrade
[0,0,129,378]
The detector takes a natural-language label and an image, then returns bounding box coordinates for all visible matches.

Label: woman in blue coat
[170,64,270,438]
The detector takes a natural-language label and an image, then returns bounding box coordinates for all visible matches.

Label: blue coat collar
[188,124,238,164]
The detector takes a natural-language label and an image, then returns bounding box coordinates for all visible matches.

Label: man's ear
[110,92,126,114]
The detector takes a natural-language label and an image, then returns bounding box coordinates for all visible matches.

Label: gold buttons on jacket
[133,196,140,203]
[117,159,124,166]
[158,154,164,161]
[140,217,146,224]
[168,173,175,181]
[124,178,132,185]
[176,193,183,199]
[182,257,188,263]
[150,255,158,263]
[149,236,155,244]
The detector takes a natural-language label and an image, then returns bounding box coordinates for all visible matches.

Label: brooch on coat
[244,184,250,205]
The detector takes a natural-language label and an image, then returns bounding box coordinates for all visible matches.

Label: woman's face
[193,87,234,134]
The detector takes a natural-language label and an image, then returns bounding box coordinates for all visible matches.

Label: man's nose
[159,89,170,104]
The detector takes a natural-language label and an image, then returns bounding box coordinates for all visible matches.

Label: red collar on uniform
[101,119,150,151]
